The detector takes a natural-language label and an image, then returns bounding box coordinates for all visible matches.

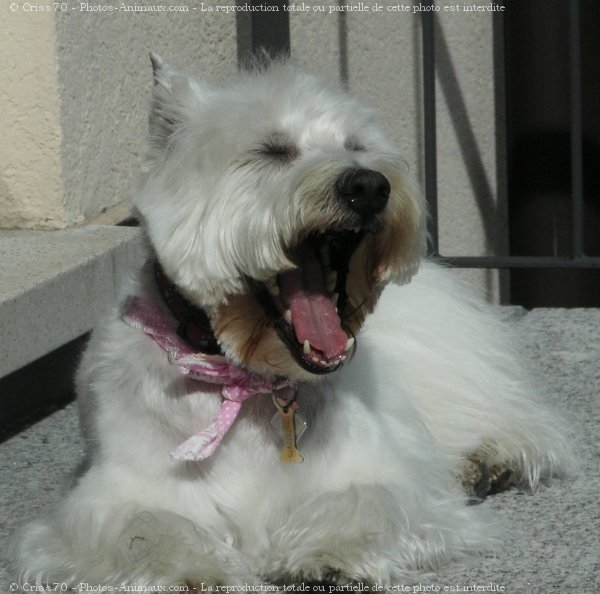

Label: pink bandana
[122,296,295,462]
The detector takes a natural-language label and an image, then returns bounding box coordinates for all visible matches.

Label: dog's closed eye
[255,133,300,165]
[344,136,366,152]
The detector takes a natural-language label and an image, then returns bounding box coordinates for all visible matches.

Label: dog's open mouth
[251,228,370,375]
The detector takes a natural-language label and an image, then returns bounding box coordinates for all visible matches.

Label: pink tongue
[279,244,348,360]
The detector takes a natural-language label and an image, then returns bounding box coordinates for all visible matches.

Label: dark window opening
[505,0,600,307]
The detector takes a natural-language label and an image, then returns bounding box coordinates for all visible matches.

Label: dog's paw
[262,485,423,586]
[462,451,515,499]
[117,510,257,588]
[270,568,350,589]
[269,561,383,589]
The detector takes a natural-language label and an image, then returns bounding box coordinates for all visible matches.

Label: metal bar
[337,4,349,87]
[418,0,598,272]
[421,4,439,256]
[250,0,290,58]
[569,0,585,258]
[433,255,600,269]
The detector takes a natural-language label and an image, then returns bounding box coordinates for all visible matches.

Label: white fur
[12,60,573,589]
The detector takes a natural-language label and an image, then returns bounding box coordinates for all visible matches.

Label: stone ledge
[0,225,145,378]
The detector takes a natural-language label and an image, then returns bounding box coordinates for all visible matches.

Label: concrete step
[0,225,144,378]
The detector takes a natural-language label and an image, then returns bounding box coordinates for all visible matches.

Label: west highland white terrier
[13,56,573,590]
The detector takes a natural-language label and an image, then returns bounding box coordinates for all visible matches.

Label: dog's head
[134,55,425,381]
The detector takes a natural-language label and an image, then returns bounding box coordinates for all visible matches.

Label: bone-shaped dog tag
[271,393,307,464]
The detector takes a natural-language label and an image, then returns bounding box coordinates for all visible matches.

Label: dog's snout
[336,168,390,222]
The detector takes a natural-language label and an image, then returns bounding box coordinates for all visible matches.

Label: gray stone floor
[1,308,598,593]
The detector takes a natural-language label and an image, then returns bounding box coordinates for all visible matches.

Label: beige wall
[0,0,506,297]
[1,2,239,229]
[0,8,64,228]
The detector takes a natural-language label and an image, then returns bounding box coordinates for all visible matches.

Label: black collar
[154,262,222,355]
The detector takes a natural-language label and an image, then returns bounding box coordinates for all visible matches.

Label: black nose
[335,168,390,222]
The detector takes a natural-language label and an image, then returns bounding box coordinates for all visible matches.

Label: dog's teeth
[284,309,292,323]
[345,337,355,351]
[303,340,311,354]
[332,292,339,305]
[326,271,337,292]
[265,277,279,296]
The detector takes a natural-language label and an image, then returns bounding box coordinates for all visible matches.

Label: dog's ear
[149,52,180,91]
[146,52,204,157]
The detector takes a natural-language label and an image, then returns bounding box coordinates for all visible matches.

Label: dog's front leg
[12,468,257,590]
[260,481,495,586]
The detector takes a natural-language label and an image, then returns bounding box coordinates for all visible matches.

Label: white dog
[13,56,573,590]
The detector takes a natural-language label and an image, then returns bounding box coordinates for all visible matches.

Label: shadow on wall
[434,21,503,259]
